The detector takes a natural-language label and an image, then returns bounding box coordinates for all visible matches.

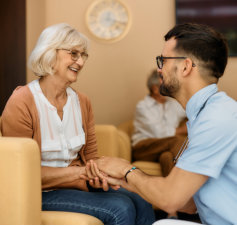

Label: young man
[91,23,237,224]
[132,69,187,178]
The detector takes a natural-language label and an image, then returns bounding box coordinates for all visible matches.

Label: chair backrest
[95,124,132,161]
[117,120,134,139]
[95,125,119,157]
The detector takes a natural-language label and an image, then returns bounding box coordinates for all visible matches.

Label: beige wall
[27,0,237,126]
[26,0,45,77]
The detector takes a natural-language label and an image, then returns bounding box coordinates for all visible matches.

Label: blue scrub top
[176,84,237,224]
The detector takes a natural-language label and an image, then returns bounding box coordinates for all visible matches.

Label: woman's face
[53,46,87,84]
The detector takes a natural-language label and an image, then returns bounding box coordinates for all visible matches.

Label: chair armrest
[0,137,41,224]
[41,211,103,225]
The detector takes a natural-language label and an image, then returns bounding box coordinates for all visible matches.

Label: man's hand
[80,161,109,191]
[95,156,133,179]
[80,160,121,191]
[90,160,123,187]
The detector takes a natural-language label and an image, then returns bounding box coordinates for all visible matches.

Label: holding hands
[95,156,133,178]
[81,157,133,191]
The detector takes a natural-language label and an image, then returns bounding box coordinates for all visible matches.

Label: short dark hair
[164,23,228,79]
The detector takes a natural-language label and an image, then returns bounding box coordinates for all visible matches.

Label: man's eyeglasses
[156,56,196,69]
[60,49,89,62]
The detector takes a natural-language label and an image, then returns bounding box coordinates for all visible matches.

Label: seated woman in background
[1,23,155,225]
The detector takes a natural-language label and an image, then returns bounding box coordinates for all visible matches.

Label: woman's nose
[75,56,84,66]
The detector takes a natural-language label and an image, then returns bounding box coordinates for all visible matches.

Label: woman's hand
[80,160,120,191]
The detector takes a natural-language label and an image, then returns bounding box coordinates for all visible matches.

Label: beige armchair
[0,117,103,225]
[0,136,103,225]
[0,119,161,224]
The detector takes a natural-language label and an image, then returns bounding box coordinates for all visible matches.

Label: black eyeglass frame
[59,48,89,62]
[156,56,196,69]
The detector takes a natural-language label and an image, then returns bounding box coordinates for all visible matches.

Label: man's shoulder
[196,94,237,135]
[214,91,236,107]
[208,92,237,120]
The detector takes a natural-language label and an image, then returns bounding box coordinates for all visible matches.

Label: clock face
[86,0,131,42]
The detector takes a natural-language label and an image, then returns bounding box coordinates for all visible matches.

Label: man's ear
[182,58,193,76]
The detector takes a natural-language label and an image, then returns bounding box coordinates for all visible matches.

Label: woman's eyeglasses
[59,49,89,62]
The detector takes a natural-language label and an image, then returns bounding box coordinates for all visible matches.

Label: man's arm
[178,198,197,214]
[96,157,208,214]
[123,166,206,213]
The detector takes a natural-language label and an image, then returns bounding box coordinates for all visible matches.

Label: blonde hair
[28,23,89,76]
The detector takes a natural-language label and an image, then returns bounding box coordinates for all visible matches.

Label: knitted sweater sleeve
[76,92,98,163]
[1,86,37,140]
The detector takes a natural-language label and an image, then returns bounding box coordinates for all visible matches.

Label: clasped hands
[80,156,133,191]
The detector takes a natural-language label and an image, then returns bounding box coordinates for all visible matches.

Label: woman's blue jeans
[42,187,155,225]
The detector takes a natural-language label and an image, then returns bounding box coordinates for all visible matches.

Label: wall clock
[86,0,132,43]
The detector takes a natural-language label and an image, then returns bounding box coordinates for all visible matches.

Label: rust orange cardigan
[1,84,99,166]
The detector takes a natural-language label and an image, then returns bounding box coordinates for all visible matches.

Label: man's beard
[159,70,180,98]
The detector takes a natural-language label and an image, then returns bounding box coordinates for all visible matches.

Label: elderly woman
[1,23,155,224]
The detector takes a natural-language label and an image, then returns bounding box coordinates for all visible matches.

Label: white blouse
[28,79,85,167]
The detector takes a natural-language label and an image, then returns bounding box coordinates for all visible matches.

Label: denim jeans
[42,187,155,225]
